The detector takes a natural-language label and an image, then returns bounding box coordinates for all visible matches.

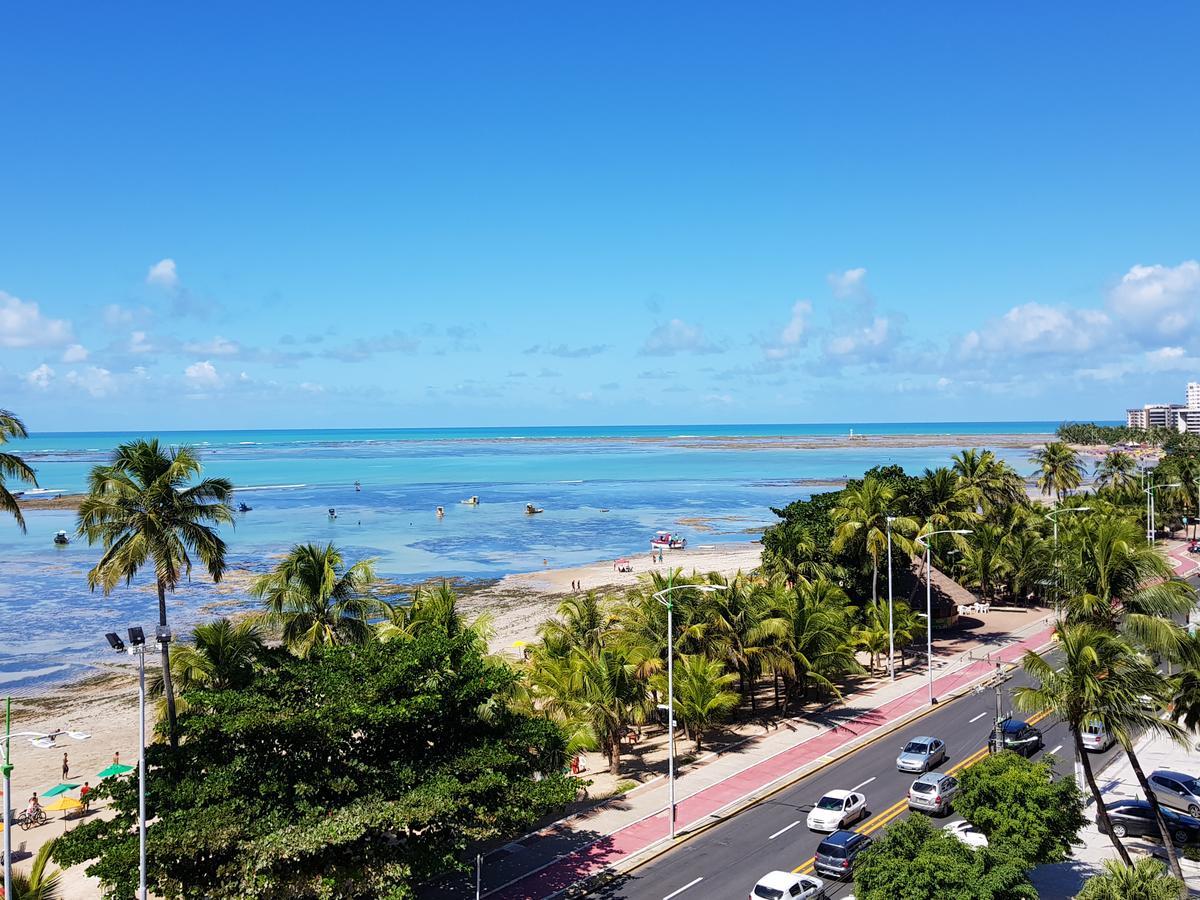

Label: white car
[750,870,828,900]
[806,789,867,832]
[943,820,989,848]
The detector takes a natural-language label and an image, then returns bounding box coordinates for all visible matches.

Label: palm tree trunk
[157,578,179,749]
[1124,744,1186,889]
[1075,728,1131,865]
[608,735,621,776]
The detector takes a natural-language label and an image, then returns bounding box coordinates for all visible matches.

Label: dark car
[813,829,872,879]
[987,718,1043,756]
[1097,800,1200,844]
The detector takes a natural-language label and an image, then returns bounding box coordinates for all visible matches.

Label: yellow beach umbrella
[43,796,83,813]
[511,640,527,648]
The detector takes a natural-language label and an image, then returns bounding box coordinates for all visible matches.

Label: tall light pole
[886,516,896,682]
[916,529,972,705]
[1146,479,1182,545]
[1046,506,1092,618]
[651,583,720,841]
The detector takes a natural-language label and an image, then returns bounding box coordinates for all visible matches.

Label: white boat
[461,496,479,505]
[436,506,445,517]
[53,530,70,546]
[525,503,544,515]
[650,530,686,550]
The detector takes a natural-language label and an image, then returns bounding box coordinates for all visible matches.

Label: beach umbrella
[511,640,527,648]
[97,763,134,778]
[42,796,83,813]
[41,783,79,798]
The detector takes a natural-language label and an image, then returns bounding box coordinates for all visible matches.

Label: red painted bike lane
[493,626,1057,899]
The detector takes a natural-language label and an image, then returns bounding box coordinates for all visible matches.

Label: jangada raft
[650,530,686,550]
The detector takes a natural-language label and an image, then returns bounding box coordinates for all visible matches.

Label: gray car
[1150,770,1200,817]
[908,772,958,815]
[896,736,947,773]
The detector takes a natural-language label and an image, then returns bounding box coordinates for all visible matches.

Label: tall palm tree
[831,475,918,604]
[705,572,769,709]
[567,645,647,776]
[1001,529,1050,605]
[536,590,613,658]
[148,618,263,718]
[0,408,38,532]
[76,440,233,747]
[7,837,62,899]
[1031,441,1085,501]
[951,448,1025,511]
[377,581,493,653]
[961,521,1010,600]
[1075,858,1183,900]
[251,542,379,657]
[653,654,739,751]
[915,466,977,533]
[1013,623,1136,864]
[1094,451,1139,493]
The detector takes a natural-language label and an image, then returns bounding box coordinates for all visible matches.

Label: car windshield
[817,842,847,858]
[903,742,928,754]
[753,887,785,900]
[816,796,845,810]
[911,782,936,794]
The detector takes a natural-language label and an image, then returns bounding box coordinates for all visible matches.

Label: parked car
[896,736,947,773]
[806,789,868,832]
[1149,770,1200,817]
[1097,800,1200,844]
[908,772,958,815]
[944,820,988,848]
[813,830,872,879]
[987,718,1043,756]
[1081,720,1114,752]
[750,870,828,900]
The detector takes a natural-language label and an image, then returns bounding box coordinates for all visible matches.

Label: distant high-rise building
[1188,381,1200,410]
[1124,382,1200,433]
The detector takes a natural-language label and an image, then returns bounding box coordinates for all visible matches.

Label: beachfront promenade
[431,612,1059,899]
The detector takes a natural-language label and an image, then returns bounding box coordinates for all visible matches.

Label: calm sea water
[1,422,1072,693]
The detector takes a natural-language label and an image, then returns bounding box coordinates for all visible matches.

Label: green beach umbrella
[97,763,134,778]
[42,782,79,798]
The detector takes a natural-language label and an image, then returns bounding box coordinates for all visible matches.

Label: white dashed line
[664,877,704,899]
[969,712,988,723]
[1050,744,1063,755]
[851,776,876,791]
[769,820,801,840]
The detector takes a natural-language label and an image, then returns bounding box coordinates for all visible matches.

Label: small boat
[436,506,445,518]
[53,530,70,546]
[238,502,253,513]
[461,496,480,505]
[328,508,337,519]
[354,480,361,491]
[525,503,545,515]
[650,530,686,550]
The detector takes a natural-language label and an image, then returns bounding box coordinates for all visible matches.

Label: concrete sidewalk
[461,615,1057,900]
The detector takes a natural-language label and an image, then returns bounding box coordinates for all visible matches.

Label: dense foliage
[852,815,1036,900]
[0,406,37,532]
[1056,422,1169,446]
[52,632,576,899]
[1075,859,1184,900]
[952,751,1086,866]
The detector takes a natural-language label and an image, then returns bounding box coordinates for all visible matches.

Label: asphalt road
[590,654,1127,900]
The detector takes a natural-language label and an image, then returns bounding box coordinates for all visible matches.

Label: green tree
[852,815,1036,900]
[7,838,63,900]
[149,618,263,717]
[1030,441,1085,501]
[76,439,233,747]
[52,633,576,900]
[831,475,919,605]
[1075,858,1184,900]
[952,750,1086,866]
[1094,451,1139,493]
[565,645,647,775]
[0,408,38,532]
[378,581,493,654]
[251,542,379,657]
[654,654,739,751]
[951,448,1025,511]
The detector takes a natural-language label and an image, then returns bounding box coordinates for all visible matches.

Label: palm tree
[960,522,1009,600]
[1001,529,1050,605]
[149,618,263,714]
[654,654,739,751]
[705,572,769,709]
[1075,858,1183,900]
[0,408,37,532]
[915,466,977,533]
[851,620,890,676]
[1094,451,1139,493]
[831,475,918,604]
[378,581,493,653]
[251,542,379,657]
[951,448,1025,511]
[76,440,233,747]
[567,645,647,775]
[1031,441,1085,501]
[7,837,62,899]
[1013,623,1136,864]
[537,590,613,658]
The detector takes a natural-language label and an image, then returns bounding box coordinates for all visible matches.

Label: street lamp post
[1046,506,1092,618]
[886,516,896,682]
[916,529,972,706]
[651,583,720,841]
[1145,480,1182,545]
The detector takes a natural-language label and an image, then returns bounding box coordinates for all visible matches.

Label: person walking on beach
[113,750,120,767]
[62,752,69,779]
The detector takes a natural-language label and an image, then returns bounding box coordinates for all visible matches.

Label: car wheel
[1173,829,1189,845]
[1189,805,1199,817]
[1112,823,1128,838]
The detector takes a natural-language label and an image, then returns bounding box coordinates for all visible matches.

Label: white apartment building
[1125,382,1200,433]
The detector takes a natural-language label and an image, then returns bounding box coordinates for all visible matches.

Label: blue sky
[3,2,1199,431]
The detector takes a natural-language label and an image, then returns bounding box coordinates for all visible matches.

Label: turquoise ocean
[0,422,1075,692]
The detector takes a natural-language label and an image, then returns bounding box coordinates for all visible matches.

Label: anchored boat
[650,530,686,550]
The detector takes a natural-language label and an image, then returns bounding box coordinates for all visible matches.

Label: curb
[494,632,1057,900]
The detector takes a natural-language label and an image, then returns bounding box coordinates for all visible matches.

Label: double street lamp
[652,582,721,841]
[886,517,897,682]
[915,530,972,705]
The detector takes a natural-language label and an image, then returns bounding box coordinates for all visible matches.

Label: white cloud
[827,267,868,299]
[299,381,324,393]
[762,300,813,360]
[103,304,135,327]
[825,315,897,360]
[1107,260,1200,342]
[185,360,221,388]
[640,318,723,356]
[129,331,154,354]
[0,291,73,347]
[184,336,240,356]
[960,303,1111,357]
[26,363,55,389]
[61,344,89,363]
[146,258,179,289]
[65,366,115,397]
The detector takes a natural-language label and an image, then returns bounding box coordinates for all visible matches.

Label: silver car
[896,736,947,773]
[908,772,958,815]
[1150,770,1200,817]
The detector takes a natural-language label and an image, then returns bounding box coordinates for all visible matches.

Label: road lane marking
[769,820,801,840]
[1050,744,1063,755]
[663,877,703,899]
[851,777,876,791]
[968,712,988,723]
